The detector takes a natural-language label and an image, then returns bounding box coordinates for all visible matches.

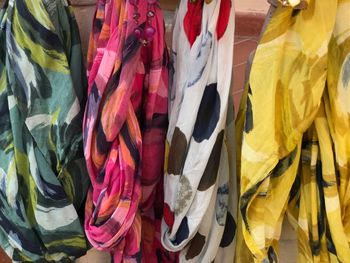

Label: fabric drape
[83,0,175,262]
[161,0,237,262]
[236,0,350,262]
[0,0,89,262]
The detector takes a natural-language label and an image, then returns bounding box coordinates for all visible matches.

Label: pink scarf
[83,1,175,261]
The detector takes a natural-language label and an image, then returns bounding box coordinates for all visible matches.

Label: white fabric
[161,1,237,262]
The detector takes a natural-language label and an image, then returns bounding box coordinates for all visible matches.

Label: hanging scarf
[83,1,174,262]
[236,0,350,261]
[161,0,237,262]
[0,0,89,261]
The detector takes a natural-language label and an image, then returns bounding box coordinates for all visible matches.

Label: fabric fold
[236,0,350,261]
[83,0,176,262]
[0,0,89,262]
[161,0,237,262]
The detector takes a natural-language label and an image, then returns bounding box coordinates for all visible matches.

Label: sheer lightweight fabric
[236,0,350,262]
[83,0,176,262]
[0,0,89,261]
[161,0,237,262]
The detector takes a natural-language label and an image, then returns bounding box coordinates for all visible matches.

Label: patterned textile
[0,0,89,262]
[236,0,350,262]
[161,0,237,262]
[83,0,174,262]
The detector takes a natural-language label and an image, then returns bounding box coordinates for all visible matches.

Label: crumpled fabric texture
[83,0,175,262]
[0,0,89,262]
[161,0,237,262]
[236,0,350,262]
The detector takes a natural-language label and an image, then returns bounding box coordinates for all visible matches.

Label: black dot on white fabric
[185,232,206,260]
[193,83,220,143]
[173,216,189,245]
[198,130,224,191]
[167,127,187,175]
[219,211,236,248]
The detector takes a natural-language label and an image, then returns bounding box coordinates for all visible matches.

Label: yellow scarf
[236,0,350,262]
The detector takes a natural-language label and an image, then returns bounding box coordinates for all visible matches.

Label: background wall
[236,0,269,13]
[160,0,269,13]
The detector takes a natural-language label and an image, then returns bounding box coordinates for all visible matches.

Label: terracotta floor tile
[234,35,259,45]
[235,11,265,38]
[0,249,10,263]
[233,39,258,66]
[233,63,247,94]
[235,36,249,44]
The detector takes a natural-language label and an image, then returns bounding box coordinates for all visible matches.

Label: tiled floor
[236,0,269,13]
[232,36,258,114]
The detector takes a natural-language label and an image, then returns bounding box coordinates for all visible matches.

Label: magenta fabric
[83,0,176,261]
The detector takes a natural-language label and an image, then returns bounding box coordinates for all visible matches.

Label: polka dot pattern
[198,130,224,191]
[163,203,175,230]
[173,217,190,246]
[216,0,232,40]
[161,0,236,261]
[167,127,188,175]
[193,83,221,143]
[219,212,236,248]
[185,232,206,260]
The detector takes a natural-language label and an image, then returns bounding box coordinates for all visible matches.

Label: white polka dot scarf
[161,0,237,262]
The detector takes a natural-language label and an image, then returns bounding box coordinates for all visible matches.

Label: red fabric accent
[163,203,175,229]
[184,0,204,47]
[216,0,231,40]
